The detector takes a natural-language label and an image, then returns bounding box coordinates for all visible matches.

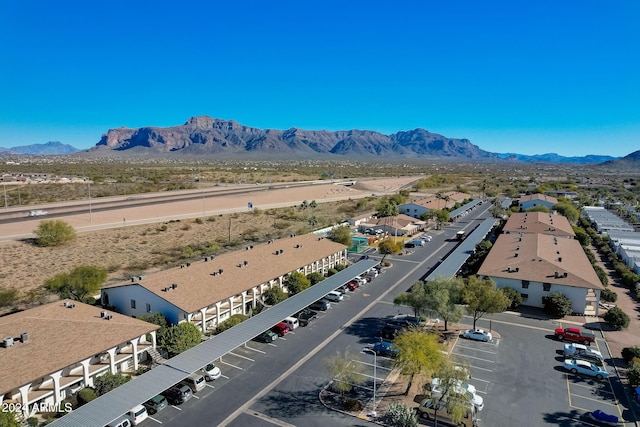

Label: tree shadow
[541,409,593,426]
[343,316,392,343]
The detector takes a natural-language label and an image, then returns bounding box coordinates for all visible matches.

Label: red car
[271,323,290,337]
[347,281,359,291]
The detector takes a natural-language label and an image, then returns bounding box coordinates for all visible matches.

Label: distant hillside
[498,152,618,163]
[1,141,80,156]
[92,116,499,160]
[597,150,640,169]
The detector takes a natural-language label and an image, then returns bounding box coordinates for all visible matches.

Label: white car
[563,343,604,365]
[430,378,484,411]
[354,276,367,286]
[126,404,148,425]
[563,359,609,380]
[462,329,492,342]
[201,363,222,381]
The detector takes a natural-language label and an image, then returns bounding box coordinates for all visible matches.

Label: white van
[125,404,148,425]
[107,416,132,427]
[180,373,206,393]
[325,291,343,302]
[283,316,299,330]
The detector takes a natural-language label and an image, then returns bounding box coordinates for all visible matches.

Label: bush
[216,314,249,334]
[500,287,522,309]
[627,362,640,387]
[76,387,97,406]
[542,292,573,318]
[601,288,617,303]
[622,346,640,363]
[34,219,77,246]
[27,417,39,427]
[262,287,288,305]
[604,306,630,330]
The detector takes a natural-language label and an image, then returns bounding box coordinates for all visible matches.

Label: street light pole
[362,348,377,418]
[88,182,92,222]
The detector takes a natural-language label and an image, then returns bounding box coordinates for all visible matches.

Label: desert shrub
[383,402,418,427]
[34,219,77,246]
[604,306,630,330]
[342,398,363,411]
[542,292,572,317]
[601,288,617,303]
[622,347,640,363]
[27,417,38,427]
[0,287,19,308]
[194,217,203,224]
[628,362,640,387]
[594,265,609,287]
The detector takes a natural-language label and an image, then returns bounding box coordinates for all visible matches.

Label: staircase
[146,348,167,367]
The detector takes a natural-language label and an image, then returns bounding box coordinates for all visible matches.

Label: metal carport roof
[49,259,379,427]
[450,199,483,219]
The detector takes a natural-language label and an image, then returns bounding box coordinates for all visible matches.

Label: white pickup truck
[29,210,48,217]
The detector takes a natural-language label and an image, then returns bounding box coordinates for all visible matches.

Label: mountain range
[1,117,635,164]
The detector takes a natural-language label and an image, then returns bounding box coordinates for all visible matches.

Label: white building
[477,233,603,316]
[0,301,158,415]
[101,233,347,332]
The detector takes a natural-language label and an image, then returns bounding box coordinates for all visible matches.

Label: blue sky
[1,1,638,157]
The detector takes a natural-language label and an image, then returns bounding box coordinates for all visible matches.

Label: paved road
[141,203,495,426]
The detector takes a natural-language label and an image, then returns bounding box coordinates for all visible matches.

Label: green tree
[262,287,288,305]
[0,410,20,427]
[158,322,202,357]
[542,292,573,317]
[499,287,522,309]
[327,225,352,247]
[463,276,510,329]
[306,271,325,285]
[137,312,168,329]
[554,202,580,223]
[44,265,107,302]
[383,402,419,427]
[572,226,591,246]
[424,277,464,331]
[600,288,617,303]
[425,360,473,425]
[604,307,630,330]
[525,205,551,213]
[286,271,311,295]
[93,372,131,396]
[393,328,444,395]
[34,219,77,246]
[323,349,366,396]
[393,281,429,318]
[434,209,450,227]
[0,287,19,308]
[378,238,402,262]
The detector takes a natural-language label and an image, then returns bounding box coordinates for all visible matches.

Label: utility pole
[88,182,92,222]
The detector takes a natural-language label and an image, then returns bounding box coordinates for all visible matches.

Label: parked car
[253,330,278,343]
[429,378,484,411]
[271,322,290,336]
[143,394,168,414]
[416,398,480,427]
[309,300,331,311]
[296,308,318,326]
[406,239,425,247]
[564,343,604,366]
[381,324,404,340]
[336,285,349,294]
[180,372,206,393]
[125,404,148,425]
[555,327,596,345]
[354,276,367,286]
[347,280,359,291]
[283,316,300,330]
[462,329,492,342]
[106,416,132,427]
[325,291,343,302]
[373,341,398,357]
[388,314,421,327]
[563,359,609,379]
[201,363,222,381]
[163,385,192,405]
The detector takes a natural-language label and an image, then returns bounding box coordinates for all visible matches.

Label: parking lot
[447,316,629,427]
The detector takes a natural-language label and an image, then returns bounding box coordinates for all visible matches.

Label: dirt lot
[0,177,420,308]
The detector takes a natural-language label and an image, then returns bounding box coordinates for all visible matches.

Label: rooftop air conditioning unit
[101,310,107,318]
[2,337,14,347]
[105,315,113,320]
[20,332,28,342]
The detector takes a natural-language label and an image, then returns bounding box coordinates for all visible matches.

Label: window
[521,293,528,302]
[146,303,151,313]
[521,280,529,289]
[130,299,136,309]
[543,283,551,292]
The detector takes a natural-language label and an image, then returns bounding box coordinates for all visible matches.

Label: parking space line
[244,410,296,427]
[243,345,266,354]
[192,395,200,399]
[171,405,182,411]
[454,344,497,355]
[220,360,244,370]
[148,416,163,424]
[221,374,229,379]
[358,360,393,371]
[450,352,495,363]
[228,351,255,362]
[469,377,491,383]
[566,373,573,408]
[468,365,493,373]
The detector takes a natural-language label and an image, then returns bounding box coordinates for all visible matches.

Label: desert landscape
[0,177,421,309]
